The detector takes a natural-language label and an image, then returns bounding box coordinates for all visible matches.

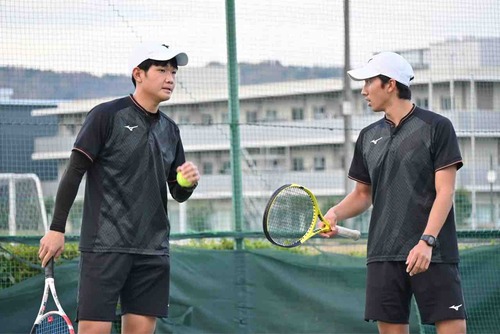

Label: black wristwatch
[420,234,437,247]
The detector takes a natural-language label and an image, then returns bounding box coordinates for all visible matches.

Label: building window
[201,114,213,125]
[246,111,258,123]
[416,97,429,109]
[179,115,190,124]
[292,107,304,120]
[222,112,229,124]
[220,161,231,174]
[497,142,500,167]
[203,162,213,175]
[65,124,76,135]
[314,156,326,171]
[477,82,494,110]
[440,97,452,110]
[313,106,326,119]
[269,147,285,155]
[265,109,277,121]
[363,103,371,114]
[292,158,304,171]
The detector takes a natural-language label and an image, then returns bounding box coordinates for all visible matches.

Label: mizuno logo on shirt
[449,304,462,311]
[371,137,383,145]
[124,125,138,132]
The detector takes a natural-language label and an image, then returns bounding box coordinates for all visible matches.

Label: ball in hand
[176,172,192,187]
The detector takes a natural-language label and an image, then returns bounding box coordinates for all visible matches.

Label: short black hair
[377,75,412,100]
[131,58,179,87]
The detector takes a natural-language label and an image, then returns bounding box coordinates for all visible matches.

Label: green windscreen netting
[1,234,499,333]
[1,0,500,333]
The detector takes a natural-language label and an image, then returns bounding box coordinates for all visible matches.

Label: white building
[31,37,500,232]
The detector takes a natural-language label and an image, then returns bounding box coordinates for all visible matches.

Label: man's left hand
[405,241,433,276]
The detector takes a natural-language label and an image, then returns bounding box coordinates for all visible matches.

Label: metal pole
[179,202,187,234]
[470,75,477,229]
[225,0,244,251]
[8,177,16,236]
[450,52,455,110]
[490,155,495,226]
[490,183,494,226]
[343,0,353,195]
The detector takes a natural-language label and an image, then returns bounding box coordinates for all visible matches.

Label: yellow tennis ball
[176,172,192,187]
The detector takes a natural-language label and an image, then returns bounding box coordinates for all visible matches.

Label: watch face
[422,235,436,246]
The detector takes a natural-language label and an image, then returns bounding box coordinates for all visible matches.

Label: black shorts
[365,261,467,325]
[76,252,170,322]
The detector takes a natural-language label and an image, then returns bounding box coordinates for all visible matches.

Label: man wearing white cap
[38,42,200,334]
[321,52,467,333]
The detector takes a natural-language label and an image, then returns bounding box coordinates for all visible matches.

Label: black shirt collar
[384,103,416,127]
[129,94,160,119]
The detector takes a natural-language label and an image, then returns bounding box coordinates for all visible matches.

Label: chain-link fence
[1,0,499,333]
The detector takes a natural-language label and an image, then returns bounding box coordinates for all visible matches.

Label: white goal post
[0,173,48,236]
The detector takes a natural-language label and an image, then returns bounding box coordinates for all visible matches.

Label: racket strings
[35,314,71,334]
[267,187,315,246]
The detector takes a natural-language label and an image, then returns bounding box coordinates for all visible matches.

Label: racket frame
[263,184,361,248]
[30,258,75,334]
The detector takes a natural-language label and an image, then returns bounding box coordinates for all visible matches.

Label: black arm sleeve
[166,133,198,202]
[49,150,92,233]
[169,181,198,203]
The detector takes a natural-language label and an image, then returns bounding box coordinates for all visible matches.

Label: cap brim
[128,43,189,74]
[174,52,188,66]
[149,51,188,66]
[347,66,380,81]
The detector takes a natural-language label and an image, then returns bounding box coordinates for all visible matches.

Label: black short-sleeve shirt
[349,106,463,264]
[74,95,191,255]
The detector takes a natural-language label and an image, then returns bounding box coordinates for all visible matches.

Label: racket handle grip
[45,258,54,279]
[336,226,361,241]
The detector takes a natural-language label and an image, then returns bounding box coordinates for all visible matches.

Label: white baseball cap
[347,52,414,87]
[128,42,188,74]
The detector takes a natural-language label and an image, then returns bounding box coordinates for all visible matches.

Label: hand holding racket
[31,258,75,334]
[263,184,361,248]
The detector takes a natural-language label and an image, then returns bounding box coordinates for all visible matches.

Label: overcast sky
[1,0,499,75]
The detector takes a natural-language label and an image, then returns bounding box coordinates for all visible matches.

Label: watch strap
[420,234,436,247]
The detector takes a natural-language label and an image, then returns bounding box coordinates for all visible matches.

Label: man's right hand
[38,230,65,267]
[319,207,339,238]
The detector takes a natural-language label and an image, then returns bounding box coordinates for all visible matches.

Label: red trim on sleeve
[72,147,93,162]
[435,160,463,172]
[348,175,371,185]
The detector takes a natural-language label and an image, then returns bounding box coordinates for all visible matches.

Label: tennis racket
[263,184,361,247]
[30,258,75,334]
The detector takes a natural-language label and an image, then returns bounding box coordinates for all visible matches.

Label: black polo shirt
[349,105,463,264]
[74,95,193,255]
